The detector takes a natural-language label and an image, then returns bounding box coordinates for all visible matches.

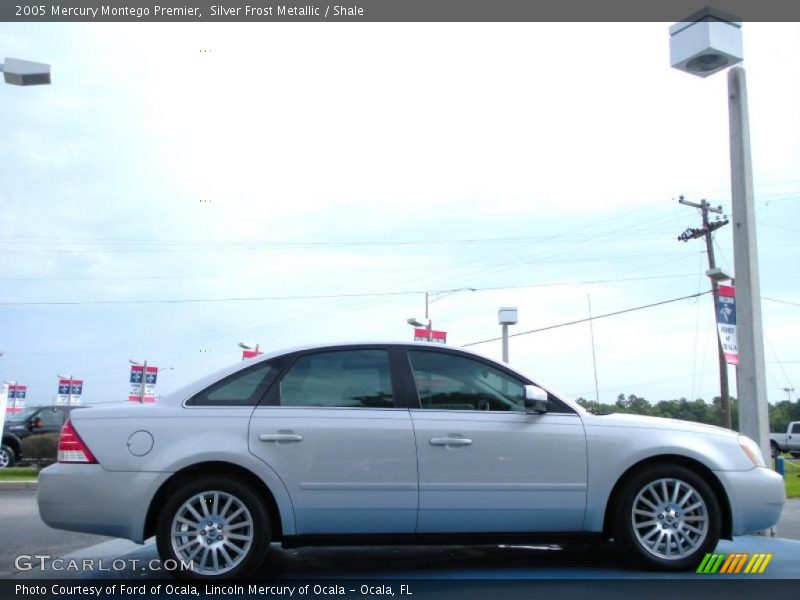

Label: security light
[706,268,733,282]
[669,8,743,78]
[498,307,518,325]
[1,57,51,86]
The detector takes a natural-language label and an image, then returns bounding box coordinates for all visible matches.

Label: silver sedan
[38,342,785,579]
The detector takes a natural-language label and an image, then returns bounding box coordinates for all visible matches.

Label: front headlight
[738,435,767,467]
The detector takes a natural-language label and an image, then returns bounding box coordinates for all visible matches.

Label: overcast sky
[1,22,798,408]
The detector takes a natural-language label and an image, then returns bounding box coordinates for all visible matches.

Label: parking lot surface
[4,488,799,580]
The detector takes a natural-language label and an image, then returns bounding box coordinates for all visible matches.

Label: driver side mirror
[524,385,548,414]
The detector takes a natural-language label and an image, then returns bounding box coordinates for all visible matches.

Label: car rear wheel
[613,464,721,571]
[156,476,270,579]
[0,445,14,468]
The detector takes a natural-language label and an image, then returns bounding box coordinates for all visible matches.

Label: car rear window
[187,362,280,406]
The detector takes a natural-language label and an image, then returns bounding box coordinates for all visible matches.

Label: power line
[763,297,800,307]
[461,290,713,348]
[0,273,696,307]
[0,250,706,282]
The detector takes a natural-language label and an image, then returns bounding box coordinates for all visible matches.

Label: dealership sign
[5,384,27,414]
[129,365,158,402]
[413,328,447,344]
[716,284,739,365]
[57,379,83,405]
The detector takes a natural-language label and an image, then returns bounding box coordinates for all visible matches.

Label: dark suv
[1,406,85,468]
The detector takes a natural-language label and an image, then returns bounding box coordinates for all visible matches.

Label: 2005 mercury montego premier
[38,342,785,579]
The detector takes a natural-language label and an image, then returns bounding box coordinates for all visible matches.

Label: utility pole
[677,196,732,429]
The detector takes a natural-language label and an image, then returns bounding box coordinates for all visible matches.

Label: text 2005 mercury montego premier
[38,342,785,579]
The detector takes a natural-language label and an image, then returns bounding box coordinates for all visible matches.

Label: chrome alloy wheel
[170,490,254,576]
[0,447,10,468]
[631,477,709,560]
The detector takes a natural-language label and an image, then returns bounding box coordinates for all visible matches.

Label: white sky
[1,22,798,408]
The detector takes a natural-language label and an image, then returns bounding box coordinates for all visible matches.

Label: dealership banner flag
[716,285,739,365]
[57,379,83,405]
[0,384,7,434]
[7,384,27,413]
[129,365,158,402]
[413,328,447,344]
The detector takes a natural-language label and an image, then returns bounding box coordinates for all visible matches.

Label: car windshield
[5,407,39,423]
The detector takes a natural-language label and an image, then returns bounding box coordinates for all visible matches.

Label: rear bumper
[716,467,785,536]
[38,463,170,543]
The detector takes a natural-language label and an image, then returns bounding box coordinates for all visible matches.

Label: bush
[21,433,60,469]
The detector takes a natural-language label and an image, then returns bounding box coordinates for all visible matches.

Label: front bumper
[38,463,171,543]
[715,467,785,536]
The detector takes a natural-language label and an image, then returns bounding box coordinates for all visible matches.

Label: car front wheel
[156,476,270,579]
[613,464,721,571]
[0,445,14,468]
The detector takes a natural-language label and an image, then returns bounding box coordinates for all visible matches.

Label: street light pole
[425,292,431,342]
[669,12,770,460]
[498,307,518,364]
[728,66,770,461]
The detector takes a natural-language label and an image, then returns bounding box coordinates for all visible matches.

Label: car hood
[583,411,738,439]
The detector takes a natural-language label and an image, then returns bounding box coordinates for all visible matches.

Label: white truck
[770,421,800,458]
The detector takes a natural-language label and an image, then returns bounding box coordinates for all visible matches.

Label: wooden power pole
[677,196,732,429]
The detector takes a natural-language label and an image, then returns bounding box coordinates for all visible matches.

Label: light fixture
[705,267,733,282]
[1,57,51,86]
[669,8,742,78]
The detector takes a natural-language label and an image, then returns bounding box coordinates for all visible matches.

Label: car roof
[157,340,584,414]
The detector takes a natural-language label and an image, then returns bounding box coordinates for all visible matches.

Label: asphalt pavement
[3,488,799,579]
[0,489,110,578]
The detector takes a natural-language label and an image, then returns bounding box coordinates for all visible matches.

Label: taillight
[58,419,97,464]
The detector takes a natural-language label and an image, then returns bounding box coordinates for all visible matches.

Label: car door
[36,407,66,434]
[248,347,418,535]
[405,349,588,533]
[789,422,800,452]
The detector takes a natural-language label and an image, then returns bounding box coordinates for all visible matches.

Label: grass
[780,456,800,499]
[0,466,38,481]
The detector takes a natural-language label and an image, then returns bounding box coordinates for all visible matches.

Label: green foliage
[769,400,800,433]
[576,394,799,433]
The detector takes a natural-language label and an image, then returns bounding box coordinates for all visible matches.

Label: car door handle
[259,433,303,443]
[430,437,472,446]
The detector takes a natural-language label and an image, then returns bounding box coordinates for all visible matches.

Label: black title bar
[4,0,800,23]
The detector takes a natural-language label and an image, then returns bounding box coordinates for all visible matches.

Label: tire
[612,464,722,571]
[770,441,779,458]
[0,445,15,469]
[156,476,270,579]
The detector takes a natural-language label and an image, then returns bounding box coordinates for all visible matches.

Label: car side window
[38,408,65,428]
[791,423,800,434]
[280,350,394,408]
[188,362,280,406]
[408,350,526,411]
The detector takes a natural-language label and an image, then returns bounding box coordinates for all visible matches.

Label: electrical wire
[461,290,713,348]
[0,273,697,307]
